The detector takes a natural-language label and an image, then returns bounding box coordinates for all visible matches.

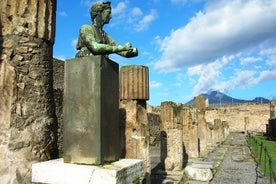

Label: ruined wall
[205,104,269,133]
[0,0,58,183]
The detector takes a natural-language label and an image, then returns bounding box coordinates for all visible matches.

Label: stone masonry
[160,102,183,171]
[119,65,150,183]
[0,0,58,183]
[182,106,199,159]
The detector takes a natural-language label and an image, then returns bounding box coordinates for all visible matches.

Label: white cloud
[112,1,128,15]
[240,57,262,65]
[134,10,158,32]
[257,69,276,82]
[187,57,231,95]
[150,81,163,89]
[154,0,276,72]
[266,55,276,66]
[131,7,143,17]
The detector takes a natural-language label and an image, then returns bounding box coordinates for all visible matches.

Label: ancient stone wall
[0,0,58,183]
[205,104,269,133]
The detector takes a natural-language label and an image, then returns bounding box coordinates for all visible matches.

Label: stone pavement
[208,132,271,184]
[150,132,272,183]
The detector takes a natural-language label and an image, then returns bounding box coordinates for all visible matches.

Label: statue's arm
[80,25,132,55]
[106,35,138,58]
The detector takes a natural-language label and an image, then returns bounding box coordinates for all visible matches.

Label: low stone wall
[205,104,269,133]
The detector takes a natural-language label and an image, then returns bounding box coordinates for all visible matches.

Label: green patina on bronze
[76,1,138,58]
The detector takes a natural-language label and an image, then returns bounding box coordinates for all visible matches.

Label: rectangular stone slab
[63,55,119,165]
[32,158,144,184]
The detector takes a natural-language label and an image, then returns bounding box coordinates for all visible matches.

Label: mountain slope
[185,91,270,105]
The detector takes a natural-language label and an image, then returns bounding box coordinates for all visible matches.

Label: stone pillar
[63,56,119,165]
[0,0,57,183]
[160,102,183,171]
[182,106,199,159]
[270,100,276,119]
[194,96,210,157]
[222,121,229,140]
[244,117,249,133]
[119,65,150,182]
[120,65,149,100]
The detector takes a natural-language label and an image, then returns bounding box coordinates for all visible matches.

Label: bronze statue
[76,1,138,58]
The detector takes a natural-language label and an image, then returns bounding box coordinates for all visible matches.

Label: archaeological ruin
[0,0,275,183]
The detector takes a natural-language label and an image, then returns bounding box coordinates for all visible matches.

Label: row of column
[160,97,230,171]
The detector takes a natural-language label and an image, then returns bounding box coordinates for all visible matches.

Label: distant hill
[185,91,270,105]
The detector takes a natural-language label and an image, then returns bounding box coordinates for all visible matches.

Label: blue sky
[54,0,276,106]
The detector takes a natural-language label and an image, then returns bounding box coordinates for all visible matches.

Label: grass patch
[248,135,276,178]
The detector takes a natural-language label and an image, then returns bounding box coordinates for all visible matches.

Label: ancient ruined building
[0,0,58,183]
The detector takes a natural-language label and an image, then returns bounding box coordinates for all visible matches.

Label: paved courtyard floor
[150,132,273,183]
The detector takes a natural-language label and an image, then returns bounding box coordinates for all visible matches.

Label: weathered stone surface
[185,162,213,182]
[182,107,199,159]
[0,0,56,42]
[205,104,269,132]
[160,102,183,171]
[270,100,276,119]
[120,65,149,100]
[164,129,183,171]
[32,158,144,184]
[194,96,211,157]
[194,96,207,113]
[119,99,151,181]
[148,112,161,146]
[0,1,58,182]
[53,58,64,153]
[63,56,119,165]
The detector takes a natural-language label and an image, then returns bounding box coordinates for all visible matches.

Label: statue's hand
[121,42,132,51]
[125,48,138,58]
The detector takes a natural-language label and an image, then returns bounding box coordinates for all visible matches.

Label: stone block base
[185,161,214,182]
[32,158,143,184]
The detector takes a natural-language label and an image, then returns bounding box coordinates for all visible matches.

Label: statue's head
[90,1,111,21]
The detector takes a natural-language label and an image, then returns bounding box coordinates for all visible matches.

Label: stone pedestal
[63,56,119,165]
[32,158,143,184]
